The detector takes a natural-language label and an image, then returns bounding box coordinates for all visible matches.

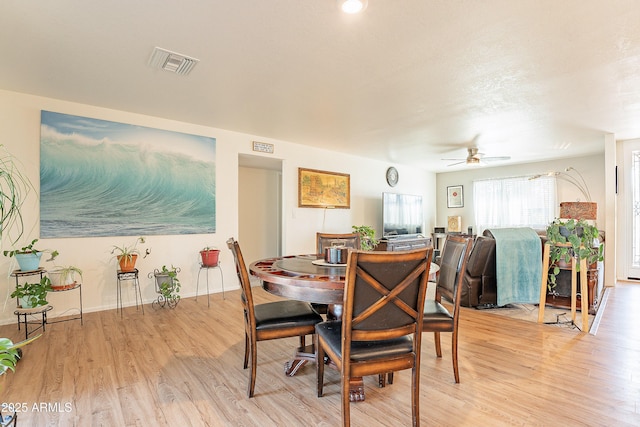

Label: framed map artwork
[298,168,350,209]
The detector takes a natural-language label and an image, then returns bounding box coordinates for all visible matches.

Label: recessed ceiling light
[338,0,368,14]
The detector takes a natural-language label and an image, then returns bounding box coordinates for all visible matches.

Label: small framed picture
[447,185,464,208]
[447,216,462,233]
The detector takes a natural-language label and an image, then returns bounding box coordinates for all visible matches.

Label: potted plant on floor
[151,265,181,309]
[545,218,604,292]
[10,276,52,308]
[199,246,220,267]
[3,238,59,272]
[352,225,380,251]
[111,237,145,272]
[0,334,41,424]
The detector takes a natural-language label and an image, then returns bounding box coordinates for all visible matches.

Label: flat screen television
[382,192,424,237]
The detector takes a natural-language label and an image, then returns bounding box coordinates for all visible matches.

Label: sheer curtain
[473,175,556,234]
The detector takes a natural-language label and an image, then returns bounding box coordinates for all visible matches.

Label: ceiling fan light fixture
[442,146,511,167]
[338,0,368,14]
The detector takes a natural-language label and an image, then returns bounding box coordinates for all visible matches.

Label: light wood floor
[1,283,639,426]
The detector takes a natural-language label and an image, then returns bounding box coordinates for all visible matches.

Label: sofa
[459,229,604,313]
[459,234,497,307]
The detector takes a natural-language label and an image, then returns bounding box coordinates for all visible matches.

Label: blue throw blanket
[488,228,542,306]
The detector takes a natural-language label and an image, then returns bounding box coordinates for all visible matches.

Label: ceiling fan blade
[483,156,511,162]
[447,160,466,167]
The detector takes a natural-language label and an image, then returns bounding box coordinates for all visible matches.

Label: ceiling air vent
[148,47,199,76]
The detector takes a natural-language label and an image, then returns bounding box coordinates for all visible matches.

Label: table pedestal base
[284,344,316,376]
[283,344,368,402]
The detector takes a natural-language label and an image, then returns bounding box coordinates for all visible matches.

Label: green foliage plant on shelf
[352,225,380,251]
[48,265,83,290]
[3,238,59,261]
[545,218,604,292]
[10,276,53,308]
[158,265,181,301]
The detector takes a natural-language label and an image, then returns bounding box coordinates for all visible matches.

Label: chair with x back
[316,232,361,255]
[315,247,433,427]
[313,232,361,315]
[226,237,323,397]
[422,234,473,383]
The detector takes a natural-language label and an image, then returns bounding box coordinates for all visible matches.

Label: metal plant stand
[116,269,144,317]
[150,267,181,309]
[196,261,224,306]
[11,268,50,339]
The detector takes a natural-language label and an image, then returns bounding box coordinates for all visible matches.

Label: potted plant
[48,265,82,290]
[0,334,41,423]
[352,225,380,251]
[546,218,604,291]
[10,276,52,308]
[0,146,44,419]
[151,265,181,309]
[3,238,59,272]
[200,246,220,267]
[111,237,145,272]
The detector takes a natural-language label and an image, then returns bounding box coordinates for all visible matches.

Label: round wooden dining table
[250,254,439,305]
[249,253,439,402]
[250,254,347,305]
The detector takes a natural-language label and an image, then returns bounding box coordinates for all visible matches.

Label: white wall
[435,154,606,233]
[0,89,436,324]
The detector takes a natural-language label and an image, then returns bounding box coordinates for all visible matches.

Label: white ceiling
[2,1,640,172]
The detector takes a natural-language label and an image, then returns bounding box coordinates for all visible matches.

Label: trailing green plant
[158,265,180,301]
[546,218,604,291]
[352,225,380,251]
[10,276,53,307]
[0,145,33,245]
[3,238,59,260]
[111,236,145,262]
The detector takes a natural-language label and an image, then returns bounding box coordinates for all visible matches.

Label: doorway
[622,139,640,279]
[238,154,283,265]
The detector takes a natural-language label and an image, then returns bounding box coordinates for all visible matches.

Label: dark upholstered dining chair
[315,247,433,427]
[313,232,361,315]
[422,234,473,383]
[226,237,323,398]
[316,232,361,255]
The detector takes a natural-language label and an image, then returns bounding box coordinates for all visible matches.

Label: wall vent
[148,47,199,76]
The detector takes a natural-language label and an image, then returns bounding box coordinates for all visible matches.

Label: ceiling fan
[442,147,511,167]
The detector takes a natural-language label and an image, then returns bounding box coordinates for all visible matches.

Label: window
[473,175,556,233]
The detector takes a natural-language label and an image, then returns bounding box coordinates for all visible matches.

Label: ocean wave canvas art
[40,111,216,238]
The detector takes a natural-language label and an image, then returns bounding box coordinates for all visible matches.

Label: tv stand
[376,235,432,252]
